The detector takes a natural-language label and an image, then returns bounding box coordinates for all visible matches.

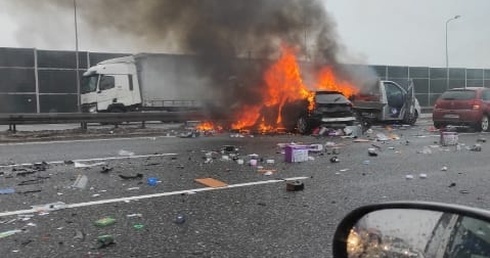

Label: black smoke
[11,0,375,120]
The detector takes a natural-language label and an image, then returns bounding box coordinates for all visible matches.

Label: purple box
[285,145,309,163]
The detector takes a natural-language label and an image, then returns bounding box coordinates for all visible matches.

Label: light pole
[445,15,461,89]
[74,0,81,112]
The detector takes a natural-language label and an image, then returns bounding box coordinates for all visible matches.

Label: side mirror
[333,202,490,258]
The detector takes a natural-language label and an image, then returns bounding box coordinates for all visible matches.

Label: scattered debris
[339,169,350,172]
[72,175,88,189]
[16,170,37,177]
[419,173,427,179]
[119,174,144,180]
[96,235,115,249]
[195,178,228,188]
[94,217,116,227]
[362,160,370,165]
[368,148,378,157]
[18,178,47,186]
[286,181,305,191]
[133,224,145,230]
[74,229,85,241]
[284,145,308,163]
[146,177,160,187]
[126,214,143,218]
[448,183,457,188]
[126,187,140,191]
[332,147,341,155]
[441,166,448,171]
[440,132,458,146]
[118,150,135,156]
[477,137,487,143]
[100,166,113,174]
[236,159,244,165]
[376,133,389,141]
[32,202,67,212]
[266,159,275,164]
[405,175,414,180]
[0,229,22,239]
[459,190,470,194]
[470,144,482,152]
[175,214,186,224]
[353,139,370,143]
[0,188,15,195]
[308,144,324,153]
[64,160,74,165]
[18,189,42,195]
[74,162,106,168]
[249,159,258,166]
[330,156,340,163]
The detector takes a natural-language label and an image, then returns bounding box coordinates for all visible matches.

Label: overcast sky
[0,0,488,68]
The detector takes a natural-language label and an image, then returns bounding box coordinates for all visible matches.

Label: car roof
[449,87,485,91]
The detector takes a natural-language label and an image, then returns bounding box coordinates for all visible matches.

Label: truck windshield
[81,75,99,94]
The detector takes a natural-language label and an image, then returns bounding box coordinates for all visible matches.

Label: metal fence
[1,47,489,113]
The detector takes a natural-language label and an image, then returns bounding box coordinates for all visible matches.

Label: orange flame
[230,44,359,132]
[197,122,222,132]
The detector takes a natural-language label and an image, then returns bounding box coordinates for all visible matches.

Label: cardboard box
[285,145,309,163]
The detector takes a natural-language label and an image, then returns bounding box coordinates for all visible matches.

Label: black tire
[434,122,446,129]
[475,115,489,132]
[296,116,311,135]
[403,110,418,125]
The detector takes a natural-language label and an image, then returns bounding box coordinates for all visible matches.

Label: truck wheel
[475,115,489,132]
[296,116,310,135]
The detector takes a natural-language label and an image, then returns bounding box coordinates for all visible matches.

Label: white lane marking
[0,176,310,218]
[0,153,178,168]
[0,135,176,146]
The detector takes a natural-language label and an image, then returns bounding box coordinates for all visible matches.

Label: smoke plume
[11,0,377,117]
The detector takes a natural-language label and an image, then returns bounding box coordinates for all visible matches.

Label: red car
[433,87,490,131]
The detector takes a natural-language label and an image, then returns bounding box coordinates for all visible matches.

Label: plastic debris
[308,156,315,161]
[32,201,67,212]
[0,230,22,239]
[72,175,88,189]
[236,159,244,165]
[376,133,389,141]
[266,159,275,164]
[286,181,305,191]
[362,160,370,165]
[339,169,349,172]
[126,214,143,218]
[405,175,414,180]
[477,138,487,143]
[470,144,482,152]
[419,173,427,179]
[223,145,238,152]
[459,190,469,194]
[147,177,160,186]
[309,144,324,153]
[74,229,85,241]
[92,194,101,198]
[263,171,273,176]
[448,182,457,188]
[94,217,116,227]
[325,142,336,147]
[249,159,258,166]
[119,173,143,180]
[127,187,140,191]
[0,188,15,195]
[441,166,448,171]
[368,148,378,157]
[133,224,145,230]
[100,166,113,174]
[118,150,135,156]
[96,235,115,249]
[221,155,230,161]
[74,162,106,168]
[330,156,340,163]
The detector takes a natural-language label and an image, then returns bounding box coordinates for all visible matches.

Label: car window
[315,93,349,104]
[441,90,476,100]
[99,76,115,91]
[482,90,490,101]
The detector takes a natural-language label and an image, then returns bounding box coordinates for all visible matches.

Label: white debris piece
[74,162,106,168]
[118,150,135,156]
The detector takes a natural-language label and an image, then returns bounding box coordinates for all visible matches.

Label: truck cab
[81,56,142,113]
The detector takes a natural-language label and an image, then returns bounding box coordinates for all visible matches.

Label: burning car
[282,91,357,134]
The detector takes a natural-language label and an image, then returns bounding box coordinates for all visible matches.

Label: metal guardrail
[1,112,207,132]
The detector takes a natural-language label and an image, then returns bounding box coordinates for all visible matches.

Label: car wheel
[434,122,446,129]
[403,110,418,125]
[476,115,489,132]
[296,116,310,135]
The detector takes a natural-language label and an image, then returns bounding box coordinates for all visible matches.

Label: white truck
[80,54,216,113]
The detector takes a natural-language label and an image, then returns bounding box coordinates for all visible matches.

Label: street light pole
[445,15,461,90]
[74,0,81,112]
